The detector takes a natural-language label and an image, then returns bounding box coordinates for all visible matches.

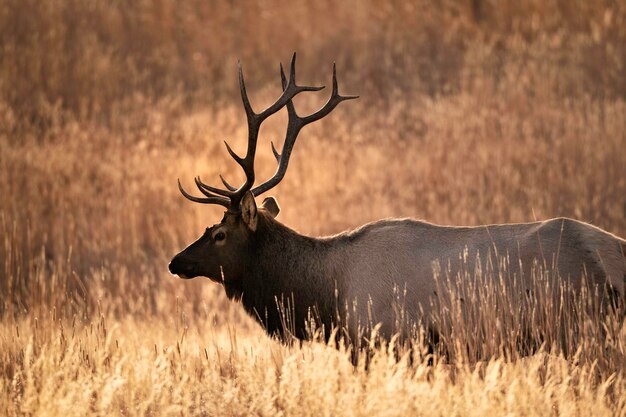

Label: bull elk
[169,54,626,353]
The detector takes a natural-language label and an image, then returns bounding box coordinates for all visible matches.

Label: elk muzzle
[168,255,197,279]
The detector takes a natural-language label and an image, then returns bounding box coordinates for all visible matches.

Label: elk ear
[260,196,280,218]
[240,191,258,231]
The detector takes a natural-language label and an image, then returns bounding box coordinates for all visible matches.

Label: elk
[169,54,626,353]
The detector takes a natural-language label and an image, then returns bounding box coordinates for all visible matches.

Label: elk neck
[239,211,343,341]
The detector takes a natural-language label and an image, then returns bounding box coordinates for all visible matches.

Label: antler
[179,53,357,211]
[251,62,358,196]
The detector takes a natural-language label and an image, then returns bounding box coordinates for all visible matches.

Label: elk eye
[214,232,226,242]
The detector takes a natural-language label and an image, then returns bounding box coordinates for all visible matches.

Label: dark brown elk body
[169,54,626,347]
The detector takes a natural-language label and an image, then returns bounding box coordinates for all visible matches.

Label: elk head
[168,53,356,298]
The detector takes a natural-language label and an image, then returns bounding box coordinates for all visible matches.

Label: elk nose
[169,255,198,278]
[168,257,187,275]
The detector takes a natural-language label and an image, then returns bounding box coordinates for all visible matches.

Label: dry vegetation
[1,0,626,415]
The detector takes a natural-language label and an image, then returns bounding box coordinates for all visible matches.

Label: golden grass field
[1,1,626,415]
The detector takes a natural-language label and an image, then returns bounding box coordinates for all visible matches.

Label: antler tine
[279,62,287,90]
[178,179,230,208]
[238,60,255,121]
[299,63,359,126]
[251,62,357,197]
[194,176,232,197]
[219,175,237,191]
[257,53,325,121]
[223,140,244,164]
[270,141,281,162]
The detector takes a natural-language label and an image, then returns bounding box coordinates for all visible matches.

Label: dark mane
[240,211,340,341]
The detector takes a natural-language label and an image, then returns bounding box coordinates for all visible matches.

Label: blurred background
[1,0,625,318]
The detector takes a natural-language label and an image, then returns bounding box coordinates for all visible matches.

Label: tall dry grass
[1,0,626,415]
